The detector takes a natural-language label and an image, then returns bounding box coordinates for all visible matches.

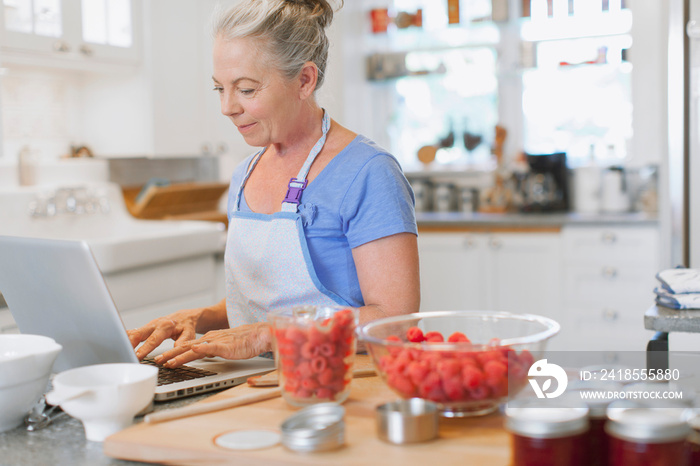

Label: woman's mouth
[237,122,256,133]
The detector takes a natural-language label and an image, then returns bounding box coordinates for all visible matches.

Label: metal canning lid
[605,401,691,443]
[505,399,589,439]
[376,398,439,444]
[280,403,345,452]
[567,380,623,419]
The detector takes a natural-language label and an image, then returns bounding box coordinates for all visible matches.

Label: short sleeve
[340,154,417,249]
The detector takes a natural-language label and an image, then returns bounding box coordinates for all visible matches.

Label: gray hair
[212,0,342,90]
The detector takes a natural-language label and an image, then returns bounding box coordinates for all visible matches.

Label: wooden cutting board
[103,356,510,465]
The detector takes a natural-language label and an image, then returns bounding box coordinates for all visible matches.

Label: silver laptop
[0,235,274,401]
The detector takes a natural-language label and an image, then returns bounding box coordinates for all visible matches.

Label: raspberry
[518,349,535,368]
[318,368,335,385]
[300,341,320,359]
[483,359,508,387]
[461,364,484,390]
[406,326,425,342]
[315,387,334,400]
[310,356,327,373]
[469,384,490,400]
[294,360,313,379]
[286,327,307,345]
[443,376,465,401]
[388,373,416,398]
[424,331,445,343]
[447,332,470,343]
[294,388,312,399]
[319,342,335,357]
[301,378,319,391]
[436,358,461,379]
[406,360,430,386]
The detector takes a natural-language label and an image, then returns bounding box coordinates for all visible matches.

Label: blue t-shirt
[226,135,417,308]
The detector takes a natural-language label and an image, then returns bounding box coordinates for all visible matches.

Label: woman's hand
[127,299,229,360]
[154,322,273,368]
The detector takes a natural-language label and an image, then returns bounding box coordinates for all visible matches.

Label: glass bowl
[358,310,560,418]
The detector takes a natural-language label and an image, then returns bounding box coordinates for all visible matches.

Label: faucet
[28,187,110,218]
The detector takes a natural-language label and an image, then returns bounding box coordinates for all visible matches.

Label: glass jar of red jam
[605,401,691,466]
[687,412,700,466]
[505,399,590,466]
[568,380,623,466]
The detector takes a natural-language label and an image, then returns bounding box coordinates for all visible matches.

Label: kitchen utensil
[433,182,457,212]
[24,397,68,431]
[571,166,601,213]
[269,306,359,407]
[358,311,560,417]
[247,366,377,387]
[45,363,157,442]
[145,387,282,424]
[411,179,432,212]
[214,429,281,450]
[376,398,439,444]
[0,334,62,433]
[280,402,345,452]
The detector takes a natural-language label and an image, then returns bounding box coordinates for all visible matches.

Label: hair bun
[284,0,341,29]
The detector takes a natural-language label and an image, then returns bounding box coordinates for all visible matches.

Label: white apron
[224,111,350,328]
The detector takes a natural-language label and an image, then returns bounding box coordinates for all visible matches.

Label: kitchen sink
[0,182,226,273]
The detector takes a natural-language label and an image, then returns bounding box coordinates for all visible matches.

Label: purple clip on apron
[224,111,350,328]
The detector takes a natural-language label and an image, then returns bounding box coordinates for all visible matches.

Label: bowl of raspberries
[358,311,560,417]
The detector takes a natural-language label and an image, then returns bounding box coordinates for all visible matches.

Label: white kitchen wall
[0,66,84,164]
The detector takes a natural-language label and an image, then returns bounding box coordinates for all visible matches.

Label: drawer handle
[602,309,619,322]
[463,237,476,249]
[601,267,618,279]
[601,232,617,244]
[489,237,502,250]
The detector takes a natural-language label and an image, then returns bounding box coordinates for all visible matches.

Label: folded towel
[655,287,700,310]
[656,268,700,294]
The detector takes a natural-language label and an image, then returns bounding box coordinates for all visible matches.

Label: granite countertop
[644,305,700,334]
[0,390,215,466]
[416,211,658,228]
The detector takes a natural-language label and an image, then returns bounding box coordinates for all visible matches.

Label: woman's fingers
[134,320,177,360]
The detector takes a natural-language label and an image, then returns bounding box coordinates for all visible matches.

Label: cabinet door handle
[489,237,502,250]
[688,20,700,39]
[53,40,71,53]
[601,267,618,279]
[602,309,619,322]
[463,237,476,249]
[601,231,617,244]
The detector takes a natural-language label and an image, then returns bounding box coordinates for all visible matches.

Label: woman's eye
[240,89,254,95]
[212,86,223,93]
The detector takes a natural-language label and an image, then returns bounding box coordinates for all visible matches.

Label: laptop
[0,235,275,401]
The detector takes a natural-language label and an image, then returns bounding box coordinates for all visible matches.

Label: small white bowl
[46,363,157,442]
[0,334,62,433]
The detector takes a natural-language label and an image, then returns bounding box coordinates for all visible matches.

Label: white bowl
[0,334,62,432]
[45,363,157,442]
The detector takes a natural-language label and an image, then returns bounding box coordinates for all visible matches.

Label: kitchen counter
[645,305,700,334]
[416,211,657,229]
[0,391,213,466]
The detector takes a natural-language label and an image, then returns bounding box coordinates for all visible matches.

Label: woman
[128,0,419,368]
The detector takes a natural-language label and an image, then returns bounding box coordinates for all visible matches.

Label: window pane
[33,0,61,37]
[82,0,107,44]
[107,0,131,47]
[4,0,33,34]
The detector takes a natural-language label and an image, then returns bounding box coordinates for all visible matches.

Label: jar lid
[505,399,589,439]
[606,401,691,442]
[567,380,623,418]
[280,403,345,452]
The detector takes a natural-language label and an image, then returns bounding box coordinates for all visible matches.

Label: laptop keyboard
[142,356,218,386]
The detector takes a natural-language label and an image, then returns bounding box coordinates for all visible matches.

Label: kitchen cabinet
[0,0,140,66]
[418,230,562,323]
[79,0,247,159]
[559,225,659,351]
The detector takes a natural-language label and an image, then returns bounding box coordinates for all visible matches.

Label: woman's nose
[221,91,242,117]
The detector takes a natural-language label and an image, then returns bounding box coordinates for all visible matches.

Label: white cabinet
[79,0,247,159]
[560,225,659,351]
[418,231,562,323]
[0,0,140,65]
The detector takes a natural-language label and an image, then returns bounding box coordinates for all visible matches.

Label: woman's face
[212,36,301,147]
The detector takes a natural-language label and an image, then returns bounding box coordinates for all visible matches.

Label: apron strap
[281,110,331,212]
[234,147,265,211]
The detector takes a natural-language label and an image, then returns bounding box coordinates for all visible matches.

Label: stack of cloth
[655,268,700,310]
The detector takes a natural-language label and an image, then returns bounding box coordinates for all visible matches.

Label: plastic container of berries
[358,311,560,418]
[270,306,359,407]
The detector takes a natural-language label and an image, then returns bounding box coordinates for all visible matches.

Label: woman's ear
[298,62,318,100]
